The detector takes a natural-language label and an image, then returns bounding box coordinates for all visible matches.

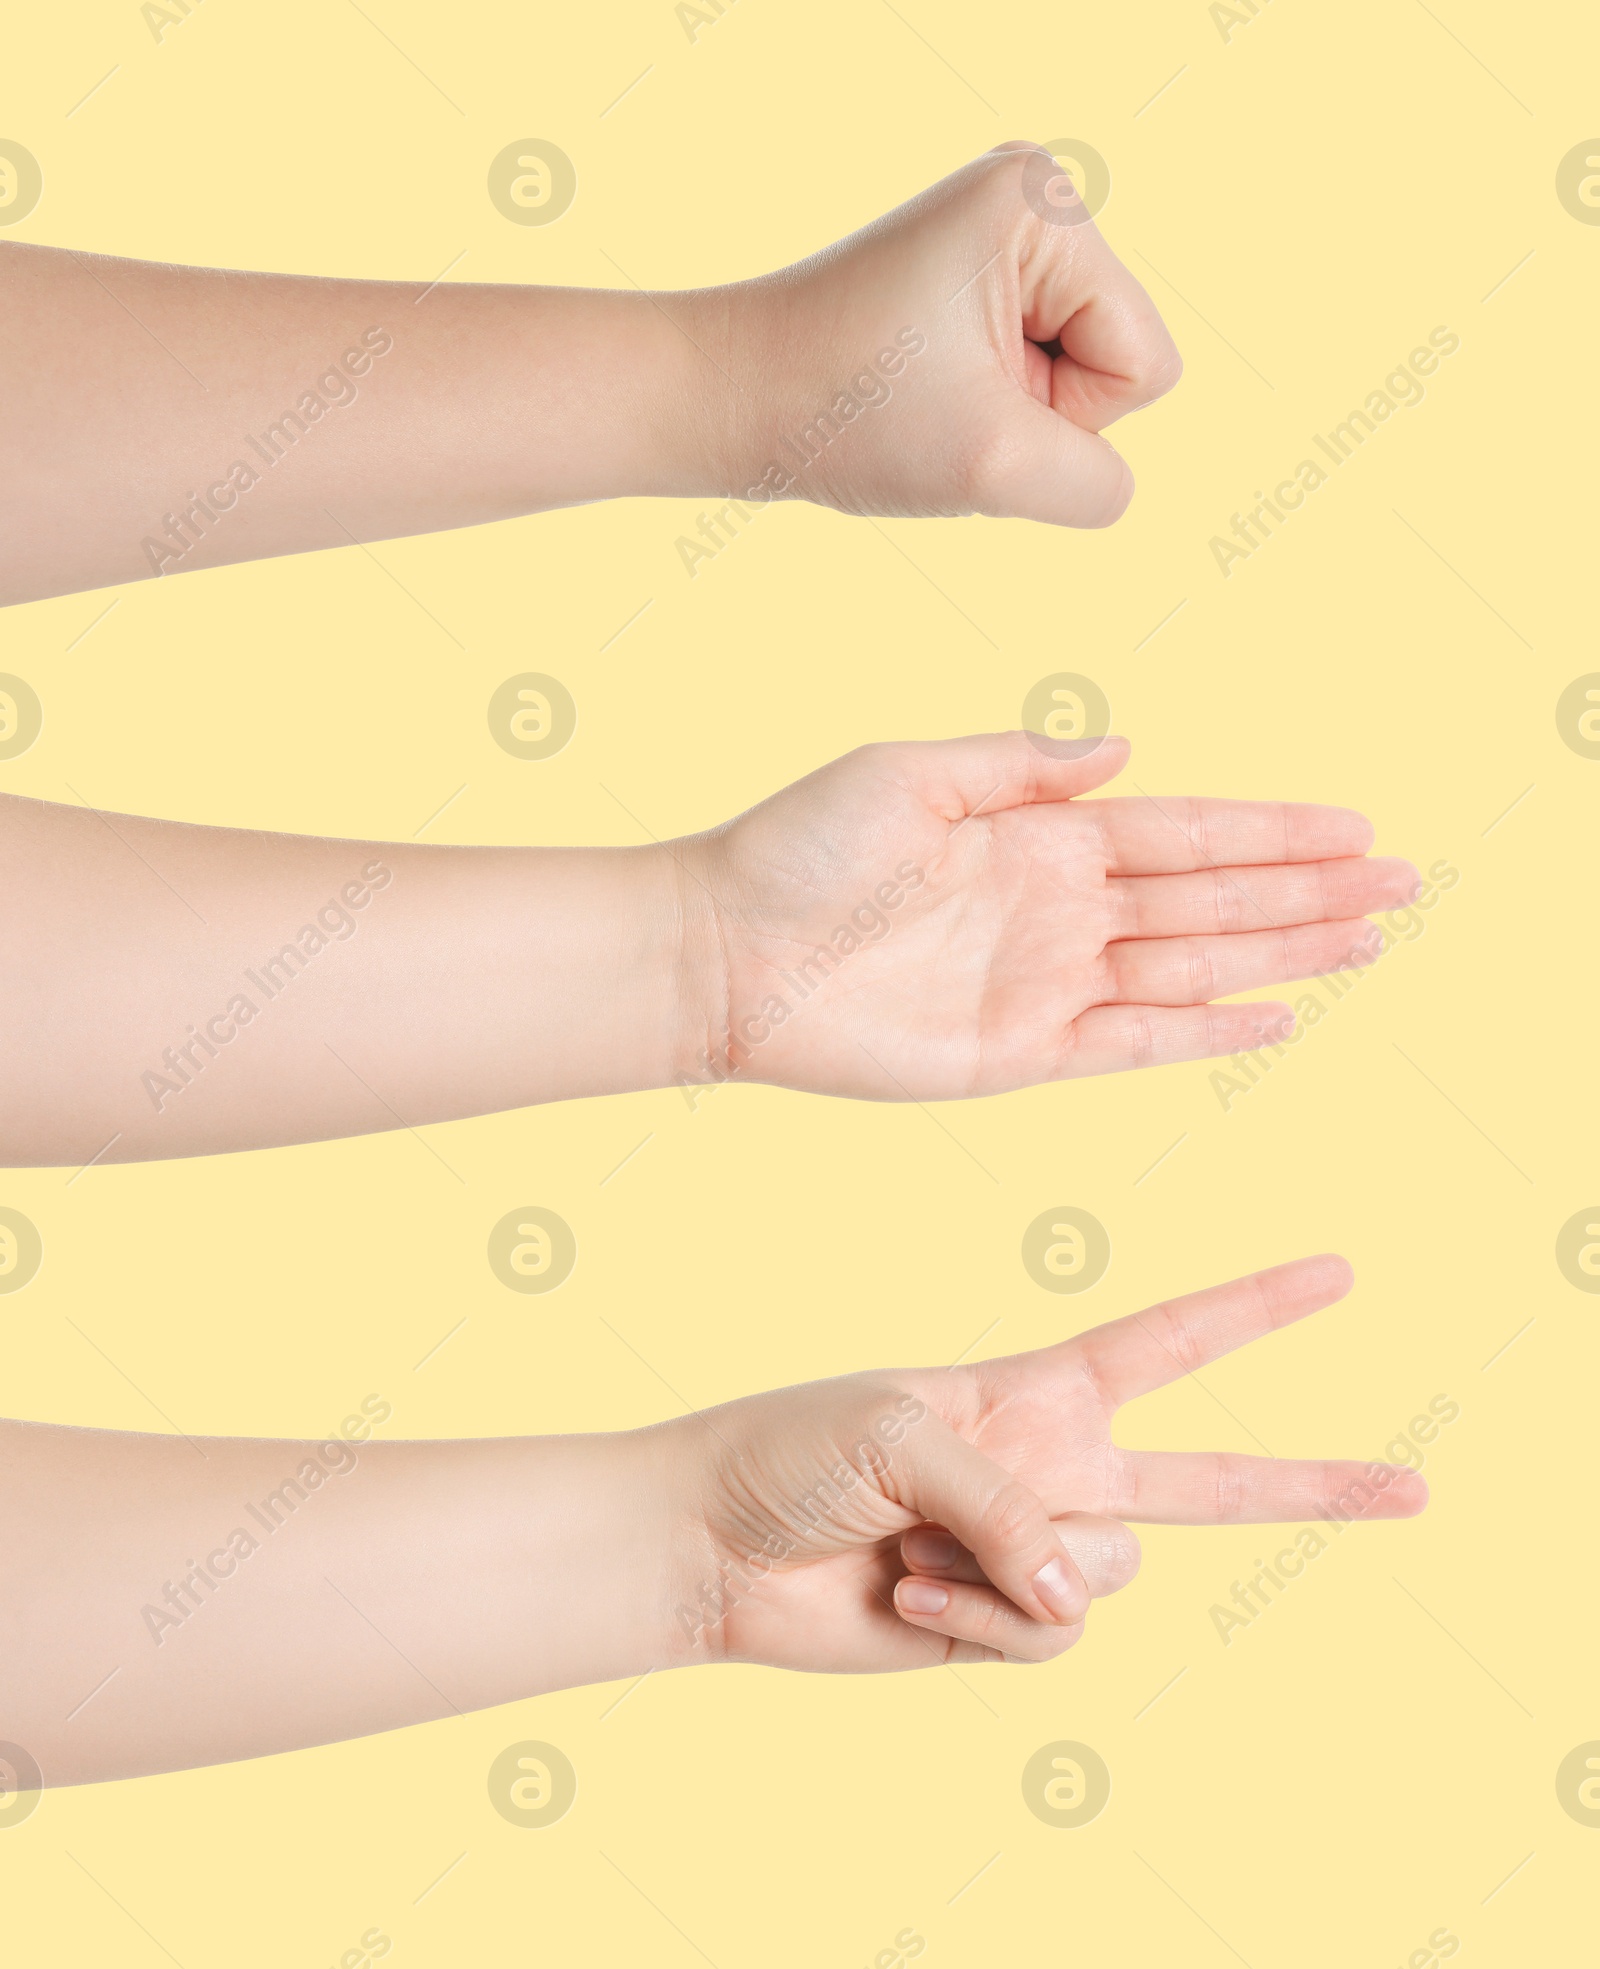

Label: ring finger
[893,1573,1085,1664]
[1101,917,1382,1006]
[900,1513,1141,1598]
[1111,857,1418,939]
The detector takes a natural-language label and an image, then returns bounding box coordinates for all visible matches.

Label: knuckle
[1215,875,1246,934]
[969,143,1040,208]
[967,1595,1011,1647]
[1183,939,1217,1002]
[1103,876,1134,943]
[1158,1303,1208,1377]
[1072,1341,1114,1412]
[1182,796,1211,863]
[957,422,1029,518]
[1124,1008,1157,1069]
[1213,1453,1250,1523]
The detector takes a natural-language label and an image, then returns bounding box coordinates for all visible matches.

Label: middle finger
[901,1512,1141,1598]
[1108,857,1418,940]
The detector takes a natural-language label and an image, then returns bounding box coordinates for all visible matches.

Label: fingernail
[898,1579,949,1615]
[1033,1555,1084,1622]
[903,1527,960,1570]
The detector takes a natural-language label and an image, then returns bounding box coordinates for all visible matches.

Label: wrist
[654,280,783,501]
[627,1414,729,1672]
[494,284,741,505]
[651,832,731,1098]
[602,281,752,500]
[485,1424,705,1693]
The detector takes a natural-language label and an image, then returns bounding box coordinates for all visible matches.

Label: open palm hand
[682,734,1417,1100]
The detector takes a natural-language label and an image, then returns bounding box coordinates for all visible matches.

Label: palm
[687,734,1414,1099]
[698,1258,1426,1672]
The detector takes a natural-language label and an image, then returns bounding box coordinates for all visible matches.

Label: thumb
[882,1409,1088,1625]
[903,729,1130,818]
[977,395,1134,528]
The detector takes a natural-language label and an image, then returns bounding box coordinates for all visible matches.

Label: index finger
[1090,796,1376,875]
[1107,1448,1429,1526]
[1071,1255,1356,1411]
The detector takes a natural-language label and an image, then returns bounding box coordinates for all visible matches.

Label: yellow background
[2,0,1594,1960]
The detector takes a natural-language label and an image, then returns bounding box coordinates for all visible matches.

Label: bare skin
[0,731,1416,1165]
[3,1256,1424,1787]
[0,145,1178,606]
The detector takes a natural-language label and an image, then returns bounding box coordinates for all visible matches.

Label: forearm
[1,1414,692,1786]
[0,243,731,605]
[1,153,1190,606]
[0,793,719,1163]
